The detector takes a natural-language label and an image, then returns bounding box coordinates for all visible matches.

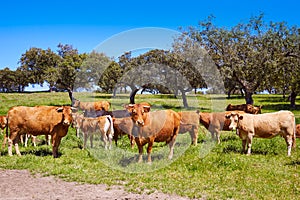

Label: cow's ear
[143,106,151,113]
[126,104,135,112]
[56,107,63,113]
[239,115,243,120]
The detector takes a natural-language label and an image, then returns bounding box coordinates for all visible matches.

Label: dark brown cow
[127,103,181,163]
[6,106,74,158]
[226,111,296,156]
[226,104,262,114]
[199,111,233,144]
[296,124,300,138]
[73,99,110,113]
[178,111,200,145]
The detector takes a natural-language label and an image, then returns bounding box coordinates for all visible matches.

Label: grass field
[0,92,299,199]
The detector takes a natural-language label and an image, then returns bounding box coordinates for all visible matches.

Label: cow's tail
[107,115,114,139]
[2,115,9,150]
[292,116,296,148]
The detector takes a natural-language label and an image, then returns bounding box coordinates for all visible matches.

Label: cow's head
[72,99,80,108]
[225,112,243,131]
[56,106,76,126]
[126,102,151,126]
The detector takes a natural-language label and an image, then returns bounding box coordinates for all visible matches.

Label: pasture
[0,92,299,199]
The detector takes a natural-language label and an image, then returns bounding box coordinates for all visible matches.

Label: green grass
[0,92,299,199]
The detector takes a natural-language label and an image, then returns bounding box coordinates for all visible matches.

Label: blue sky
[1,0,299,70]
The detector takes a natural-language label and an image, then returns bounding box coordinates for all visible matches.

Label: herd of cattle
[0,100,299,162]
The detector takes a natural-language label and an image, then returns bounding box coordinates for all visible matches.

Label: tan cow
[178,111,200,145]
[126,103,181,163]
[73,99,110,113]
[79,115,114,150]
[296,124,300,138]
[199,112,232,144]
[226,111,296,156]
[226,104,262,114]
[6,106,74,158]
[72,112,85,137]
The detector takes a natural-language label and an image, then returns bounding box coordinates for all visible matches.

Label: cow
[78,115,114,150]
[199,111,233,144]
[112,117,135,148]
[73,99,110,114]
[178,111,200,145]
[296,124,300,138]
[0,115,7,135]
[226,111,296,156]
[126,103,181,163]
[226,104,262,114]
[6,106,74,158]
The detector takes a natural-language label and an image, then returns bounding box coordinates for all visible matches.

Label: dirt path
[0,169,197,200]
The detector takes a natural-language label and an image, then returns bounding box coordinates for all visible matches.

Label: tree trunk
[129,88,139,104]
[244,91,254,105]
[181,89,189,108]
[290,91,297,108]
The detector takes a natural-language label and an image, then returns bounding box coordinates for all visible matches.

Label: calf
[0,115,7,134]
[226,111,296,156]
[6,106,74,158]
[79,115,114,150]
[112,117,135,148]
[199,112,233,144]
[178,111,200,145]
[127,103,181,163]
[226,104,262,114]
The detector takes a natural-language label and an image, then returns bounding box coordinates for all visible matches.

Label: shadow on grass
[118,153,165,167]
[260,104,299,111]
[285,160,300,166]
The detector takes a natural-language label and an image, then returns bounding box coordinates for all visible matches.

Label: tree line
[0,14,299,107]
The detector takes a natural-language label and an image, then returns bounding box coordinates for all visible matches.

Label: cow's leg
[90,134,94,148]
[45,134,51,146]
[14,135,21,156]
[190,126,198,146]
[168,135,178,160]
[32,135,37,147]
[147,140,154,164]
[83,133,87,149]
[52,135,61,158]
[216,131,221,144]
[135,138,144,163]
[24,134,29,147]
[284,133,293,156]
[246,134,253,155]
[8,132,19,156]
[242,139,247,154]
[128,135,135,149]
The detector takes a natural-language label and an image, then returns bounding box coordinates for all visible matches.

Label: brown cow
[0,115,7,135]
[72,112,85,137]
[6,106,74,158]
[73,99,110,113]
[199,111,233,144]
[178,111,200,145]
[112,117,135,148]
[296,124,300,138]
[127,103,181,163]
[226,104,262,114]
[226,111,296,156]
[79,115,114,150]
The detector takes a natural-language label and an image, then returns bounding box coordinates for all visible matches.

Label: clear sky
[0,0,299,70]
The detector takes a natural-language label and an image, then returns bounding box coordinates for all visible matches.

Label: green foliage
[0,93,299,199]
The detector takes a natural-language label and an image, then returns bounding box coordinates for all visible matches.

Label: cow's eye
[235,119,238,123]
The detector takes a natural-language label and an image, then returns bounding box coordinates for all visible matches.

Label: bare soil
[0,169,197,200]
